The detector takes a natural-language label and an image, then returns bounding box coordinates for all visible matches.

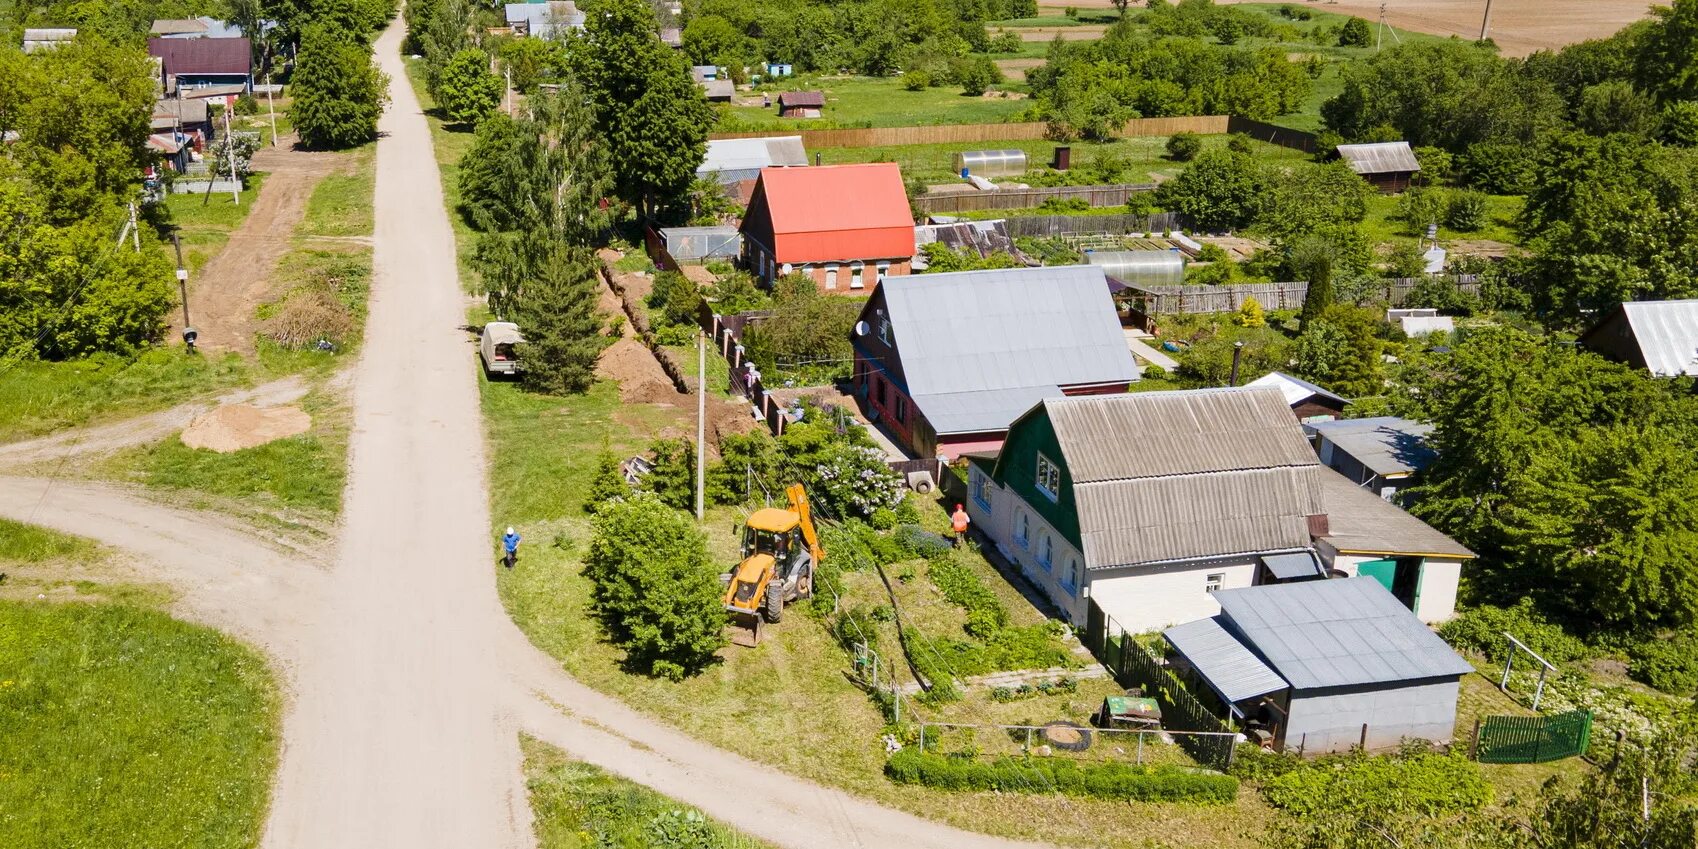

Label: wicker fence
[709,115,1232,149]
[914,183,1156,215]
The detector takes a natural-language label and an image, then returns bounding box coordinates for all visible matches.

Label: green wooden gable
[991,403,1084,551]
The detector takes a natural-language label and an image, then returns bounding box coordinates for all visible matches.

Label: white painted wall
[1282,679,1461,755]
[1088,558,1259,634]
[965,464,1088,623]
[1323,549,1463,624]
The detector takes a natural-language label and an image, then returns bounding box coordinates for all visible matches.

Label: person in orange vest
[951,503,971,547]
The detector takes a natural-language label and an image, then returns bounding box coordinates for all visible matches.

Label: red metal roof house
[739,163,915,293]
[148,37,252,94]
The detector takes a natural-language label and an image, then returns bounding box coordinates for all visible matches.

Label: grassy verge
[301,145,378,237]
[0,518,100,564]
[523,736,775,849]
[0,595,277,848]
[163,173,268,274]
[485,372,1276,848]
[0,350,258,443]
[403,56,482,294]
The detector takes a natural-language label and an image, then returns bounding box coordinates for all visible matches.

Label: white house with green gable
[964,387,1472,634]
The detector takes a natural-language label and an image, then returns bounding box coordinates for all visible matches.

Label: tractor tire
[764,582,784,623]
[798,567,814,599]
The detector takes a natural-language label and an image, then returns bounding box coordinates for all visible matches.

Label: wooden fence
[700,303,791,436]
[708,115,1232,149]
[913,182,1156,215]
[1226,115,1322,155]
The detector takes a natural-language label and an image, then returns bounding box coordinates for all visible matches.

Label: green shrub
[1262,751,1488,817]
[1445,190,1488,232]
[989,677,1079,702]
[1628,631,1698,694]
[1227,132,1254,154]
[894,523,952,560]
[885,750,1239,803]
[928,553,1009,638]
[906,627,962,704]
[1166,131,1203,162]
[1227,744,1302,782]
[869,507,898,530]
[1439,600,1589,664]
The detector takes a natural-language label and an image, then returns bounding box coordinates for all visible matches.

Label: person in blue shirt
[502,527,521,569]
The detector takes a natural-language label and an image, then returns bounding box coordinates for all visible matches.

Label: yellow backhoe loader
[723,484,822,647]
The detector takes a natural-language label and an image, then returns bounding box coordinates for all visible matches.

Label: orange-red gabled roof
[742,163,915,264]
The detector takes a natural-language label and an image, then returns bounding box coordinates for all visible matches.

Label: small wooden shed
[777,90,825,118]
[1336,141,1420,193]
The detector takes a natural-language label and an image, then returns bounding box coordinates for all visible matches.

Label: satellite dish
[854,320,870,337]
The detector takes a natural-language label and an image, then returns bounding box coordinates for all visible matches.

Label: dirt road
[1219,0,1660,57]
[0,17,1060,849]
[174,142,352,355]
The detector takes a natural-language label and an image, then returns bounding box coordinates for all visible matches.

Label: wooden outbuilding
[1336,141,1420,193]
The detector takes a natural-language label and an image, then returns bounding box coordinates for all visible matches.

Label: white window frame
[1037,533,1052,570]
[971,469,992,512]
[1205,572,1225,594]
[894,394,908,424]
[1063,557,1082,594]
[849,260,865,289]
[1035,452,1061,502]
[878,317,892,345]
[876,260,890,284]
[1016,510,1029,548]
[825,263,839,290]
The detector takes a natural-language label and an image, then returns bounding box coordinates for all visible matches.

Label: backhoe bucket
[728,612,762,648]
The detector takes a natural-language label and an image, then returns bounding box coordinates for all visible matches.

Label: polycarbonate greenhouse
[1085,250,1186,286]
[952,149,1027,178]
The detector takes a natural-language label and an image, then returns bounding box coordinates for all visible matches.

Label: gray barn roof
[1615,300,1698,377]
[877,265,1137,435]
[698,136,808,180]
[1316,467,1473,558]
[1165,617,1287,704]
[1337,141,1420,175]
[1040,388,1323,568]
[1262,550,1324,580]
[1213,577,1473,690]
[1306,416,1435,477]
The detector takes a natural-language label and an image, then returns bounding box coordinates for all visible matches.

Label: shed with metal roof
[1243,370,1347,422]
[1165,576,1470,754]
[777,90,825,117]
[1305,416,1434,498]
[1335,141,1420,192]
[698,136,807,184]
[1577,298,1698,378]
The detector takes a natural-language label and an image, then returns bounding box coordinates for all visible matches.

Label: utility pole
[1478,0,1495,41]
[695,331,707,521]
[266,70,279,147]
[171,234,197,352]
[225,102,239,205]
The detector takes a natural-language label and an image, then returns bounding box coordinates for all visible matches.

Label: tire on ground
[764,581,784,623]
[1041,720,1093,752]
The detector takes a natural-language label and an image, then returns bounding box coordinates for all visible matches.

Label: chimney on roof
[1307,513,1330,538]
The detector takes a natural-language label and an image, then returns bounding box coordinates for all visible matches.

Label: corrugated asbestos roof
[778,90,825,107]
[699,136,807,176]
[1336,141,1420,175]
[1164,617,1288,704]
[1622,300,1698,377]
[878,265,1137,435]
[1317,467,1473,558]
[1306,416,1435,477]
[1050,387,1319,482]
[1077,466,1321,567]
[1244,371,1347,406]
[1212,577,1473,690]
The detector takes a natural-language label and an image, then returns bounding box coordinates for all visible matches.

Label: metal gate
[1475,709,1593,764]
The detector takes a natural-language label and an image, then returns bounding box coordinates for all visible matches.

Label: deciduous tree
[291,26,389,150]
[435,48,503,126]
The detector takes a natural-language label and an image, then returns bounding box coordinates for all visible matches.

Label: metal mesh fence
[1475,709,1593,764]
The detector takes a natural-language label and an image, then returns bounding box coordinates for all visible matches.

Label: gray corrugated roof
[1317,467,1473,558]
[1262,550,1324,580]
[699,136,808,176]
[1165,617,1288,704]
[1336,141,1420,175]
[1306,416,1435,477]
[1622,300,1698,377]
[1049,387,1319,483]
[879,266,1137,435]
[701,79,735,99]
[1213,577,1473,690]
[1244,371,1347,406]
[1044,388,1323,568]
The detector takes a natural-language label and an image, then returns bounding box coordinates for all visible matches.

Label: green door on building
[1358,558,1421,611]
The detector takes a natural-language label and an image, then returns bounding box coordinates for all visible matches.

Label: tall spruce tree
[512,233,606,394]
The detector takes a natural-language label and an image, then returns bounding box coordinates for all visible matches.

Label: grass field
[819,133,1308,184]
[524,737,774,849]
[1360,192,1524,249]
[164,173,268,273]
[0,597,278,849]
[0,349,259,443]
[718,76,1032,132]
[302,145,378,238]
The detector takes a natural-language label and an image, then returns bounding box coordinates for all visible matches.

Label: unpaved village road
[0,17,1058,849]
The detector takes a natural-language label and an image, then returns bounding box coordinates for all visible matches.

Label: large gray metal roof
[1622,300,1698,377]
[1336,141,1420,175]
[1043,388,1324,568]
[1306,416,1435,477]
[1316,467,1473,558]
[1213,577,1473,690]
[878,265,1138,435]
[699,136,808,177]
[1244,371,1347,406]
[1164,616,1288,704]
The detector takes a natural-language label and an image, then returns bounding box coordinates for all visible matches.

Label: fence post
[1359,723,1369,752]
[918,723,924,751]
[1026,727,1034,749]
[1470,718,1482,760]
[1136,732,1144,765]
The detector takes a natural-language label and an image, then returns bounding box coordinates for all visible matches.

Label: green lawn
[0,599,278,849]
[819,133,1308,184]
[164,173,267,273]
[0,518,100,564]
[302,146,377,237]
[717,76,1032,132]
[1359,192,1524,250]
[524,737,774,849]
[0,349,257,443]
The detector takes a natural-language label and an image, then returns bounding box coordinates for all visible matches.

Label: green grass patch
[163,173,268,273]
[717,76,1031,131]
[0,519,99,565]
[301,146,377,237]
[821,133,1306,185]
[0,600,278,848]
[524,736,774,848]
[1358,192,1524,249]
[0,349,257,443]
[886,749,1240,802]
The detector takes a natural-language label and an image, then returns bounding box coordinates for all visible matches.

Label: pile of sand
[181,404,312,453]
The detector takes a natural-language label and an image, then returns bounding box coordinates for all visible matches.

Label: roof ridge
[1072,462,1319,486]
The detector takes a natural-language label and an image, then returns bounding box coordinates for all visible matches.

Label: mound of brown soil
[181,404,312,453]
[598,338,681,403]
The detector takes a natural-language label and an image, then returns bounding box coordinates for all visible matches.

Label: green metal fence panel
[1476,709,1593,764]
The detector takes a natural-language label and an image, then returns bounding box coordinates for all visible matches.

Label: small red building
[849,265,1140,460]
[739,163,915,292]
[776,90,824,118]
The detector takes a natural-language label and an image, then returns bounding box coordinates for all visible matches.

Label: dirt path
[174,142,353,355]
[0,375,318,468]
